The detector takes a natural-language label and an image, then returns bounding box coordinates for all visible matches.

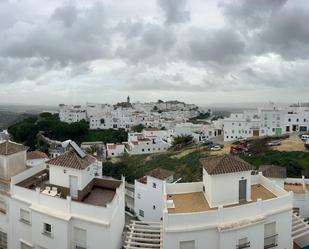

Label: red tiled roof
[200,155,254,175]
[27,151,48,160]
[46,150,96,170]
[0,141,28,156]
[145,128,159,131]
[107,144,117,150]
[132,141,139,145]
[259,165,287,178]
[146,168,173,180]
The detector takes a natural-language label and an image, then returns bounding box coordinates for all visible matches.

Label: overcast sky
[0,0,308,106]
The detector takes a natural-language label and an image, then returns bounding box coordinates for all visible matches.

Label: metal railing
[73,242,87,249]
[264,234,278,249]
[236,241,250,249]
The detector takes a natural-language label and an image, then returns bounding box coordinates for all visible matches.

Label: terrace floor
[82,187,115,207]
[284,183,305,193]
[251,184,276,201]
[167,184,277,214]
[167,192,215,214]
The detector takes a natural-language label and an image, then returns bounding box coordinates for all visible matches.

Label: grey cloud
[0,57,49,83]
[157,0,190,24]
[257,6,309,60]
[0,2,110,66]
[116,22,177,64]
[187,28,245,64]
[221,0,287,29]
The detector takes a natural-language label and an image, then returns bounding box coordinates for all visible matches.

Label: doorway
[239,179,247,202]
[69,175,78,198]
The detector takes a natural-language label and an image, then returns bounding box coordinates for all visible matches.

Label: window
[0,198,6,214]
[20,209,31,224]
[43,223,52,237]
[20,241,33,249]
[137,193,141,199]
[179,240,195,249]
[139,209,144,217]
[0,231,7,249]
[73,227,87,249]
[237,237,250,249]
[153,205,156,210]
[264,222,277,248]
[153,183,157,188]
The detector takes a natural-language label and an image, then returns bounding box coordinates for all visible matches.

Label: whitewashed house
[259,107,285,136]
[0,141,28,249]
[0,130,9,142]
[26,151,49,167]
[284,107,309,133]
[223,112,261,142]
[162,155,296,249]
[124,137,170,155]
[106,143,125,158]
[9,145,125,249]
[59,104,87,124]
[134,168,173,222]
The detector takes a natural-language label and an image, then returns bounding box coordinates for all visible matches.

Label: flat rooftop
[82,187,115,206]
[284,183,305,193]
[17,169,120,207]
[167,184,276,214]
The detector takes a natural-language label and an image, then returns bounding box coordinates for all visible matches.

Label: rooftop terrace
[17,169,121,207]
[167,184,276,214]
[284,183,306,193]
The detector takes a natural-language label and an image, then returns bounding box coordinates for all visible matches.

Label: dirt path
[272,139,307,152]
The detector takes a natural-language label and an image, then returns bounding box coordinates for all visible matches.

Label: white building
[134,168,173,222]
[26,151,49,167]
[106,143,125,158]
[162,155,296,249]
[0,140,28,249]
[9,145,125,249]
[59,104,87,123]
[0,130,9,142]
[124,137,170,155]
[285,107,309,133]
[223,105,309,142]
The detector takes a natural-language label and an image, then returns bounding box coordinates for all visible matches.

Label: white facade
[134,173,173,222]
[59,104,87,124]
[106,143,125,158]
[9,163,125,249]
[162,172,294,249]
[124,138,170,155]
[222,106,309,141]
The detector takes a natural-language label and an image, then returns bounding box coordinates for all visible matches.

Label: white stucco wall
[203,170,252,207]
[134,176,165,222]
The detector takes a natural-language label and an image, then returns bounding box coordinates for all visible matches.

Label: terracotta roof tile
[259,165,287,178]
[27,151,48,160]
[46,150,96,170]
[0,141,28,156]
[146,168,173,180]
[200,155,254,175]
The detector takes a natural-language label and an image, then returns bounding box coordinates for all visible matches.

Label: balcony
[264,234,278,249]
[73,242,87,249]
[236,241,250,249]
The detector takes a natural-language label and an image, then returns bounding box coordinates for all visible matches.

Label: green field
[104,145,209,183]
[104,146,309,183]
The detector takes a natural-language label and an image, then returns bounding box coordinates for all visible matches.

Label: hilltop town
[0,99,308,249]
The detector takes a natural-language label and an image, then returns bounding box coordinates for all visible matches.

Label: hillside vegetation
[103,145,209,183]
[8,113,127,150]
